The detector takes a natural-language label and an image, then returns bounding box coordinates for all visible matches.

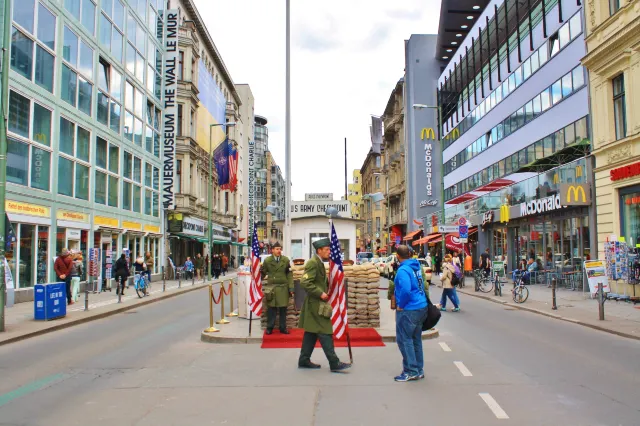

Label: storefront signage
[56,210,89,222]
[291,200,351,218]
[305,193,333,201]
[519,194,563,217]
[95,216,119,228]
[182,216,205,236]
[499,205,510,223]
[583,260,610,294]
[610,161,640,181]
[422,128,437,206]
[162,9,179,210]
[210,223,232,241]
[167,212,183,233]
[123,221,142,231]
[559,183,591,206]
[6,200,49,217]
[66,229,81,240]
[144,225,161,234]
[482,211,494,226]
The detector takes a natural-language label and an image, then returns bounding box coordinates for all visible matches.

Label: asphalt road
[0,277,638,425]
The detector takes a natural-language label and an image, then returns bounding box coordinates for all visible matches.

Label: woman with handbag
[440,255,461,312]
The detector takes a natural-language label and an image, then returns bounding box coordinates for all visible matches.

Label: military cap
[312,238,330,250]
[272,242,282,248]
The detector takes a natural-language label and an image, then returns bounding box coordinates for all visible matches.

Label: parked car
[418,258,433,284]
[384,254,399,280]
[356,251,374,265]
[375,256,391,275]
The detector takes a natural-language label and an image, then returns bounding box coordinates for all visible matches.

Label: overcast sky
[194,0,441,201]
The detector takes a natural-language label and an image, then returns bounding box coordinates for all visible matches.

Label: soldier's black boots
[330,362,352,373]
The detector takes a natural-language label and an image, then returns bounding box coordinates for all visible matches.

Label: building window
[125,12,145,83]
[146,100,161,157]
[375,201,381,211]
[99,0,124,62]
[375,175,380,189]
[177,104,183,136]
[60,26,93,116]
[375,156,381,167]
[124,80,146,147]
[609,0,621,15]
[7,90,52,191]
[122,152,143,212]
[376,217,380,232]
[176,159,182,193]
[613,74,626,140]
[178,51,184,80]
[58,116,91,200]
[94,137,119,207]
[97,57,123,134]
[10,3,56,93]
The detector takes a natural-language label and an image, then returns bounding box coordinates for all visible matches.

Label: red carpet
[261,328,385,349]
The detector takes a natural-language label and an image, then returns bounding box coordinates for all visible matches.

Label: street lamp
[413,103,445,261]
[208,122,236,280]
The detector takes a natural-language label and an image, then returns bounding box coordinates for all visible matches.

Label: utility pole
[344,138,348,200]
[284,0,292,257]
[0,0,12,332]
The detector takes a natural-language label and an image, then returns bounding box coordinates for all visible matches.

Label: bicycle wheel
[478,277,494,293]
[513,285,529,303]
[496,278,502,296]
[135,277,146,298]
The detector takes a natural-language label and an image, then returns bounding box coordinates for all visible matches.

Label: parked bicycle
[511,273,530,303]
[493,270,503,297]
[474,269,494,293]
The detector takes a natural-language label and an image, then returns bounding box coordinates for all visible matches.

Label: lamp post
[413,104,444,261]
[208,122,235,281]
[284,0,292,259]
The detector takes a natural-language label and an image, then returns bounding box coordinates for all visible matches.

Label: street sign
[439,225,459,233]
[459,225,468,243]
[458,217,467,226]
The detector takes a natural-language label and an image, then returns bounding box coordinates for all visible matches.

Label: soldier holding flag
[261,242,293,335]
[298,238,351,373]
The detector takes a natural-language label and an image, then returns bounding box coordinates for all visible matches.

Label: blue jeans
[440,288,460,308]
[396,308,428,377]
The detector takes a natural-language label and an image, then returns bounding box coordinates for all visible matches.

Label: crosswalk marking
[479,393,509,419]
[454,361,473,377]
[439,342,452,352]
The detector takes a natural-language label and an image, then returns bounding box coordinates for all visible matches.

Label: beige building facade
[582,0,640,270]
[360,150,387,253]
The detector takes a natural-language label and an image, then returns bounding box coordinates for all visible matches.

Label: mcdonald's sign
[559,183,591,206]
[499,204,510,223]
[420,127,436,140]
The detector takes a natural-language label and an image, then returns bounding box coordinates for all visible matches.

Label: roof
[436,0,490,63]
[382,78,404,118]
[182,0,241,105]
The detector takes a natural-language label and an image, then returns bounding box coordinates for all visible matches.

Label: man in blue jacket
[393,245,428,382]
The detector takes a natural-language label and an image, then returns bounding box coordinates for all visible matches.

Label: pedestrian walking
[222,254,229,276]
[298,238,351,373]
[144,251,154,282]
[393,245,428,381]
[69,251,84,303]
[183,257,194,280]
[440,254,461,312]
[114,253,130,295]
[434,251,442,275]
[195,253,204,279]
[479,248,491,277]
[213,254,222,279]
[54,248,73,305]
[261,242,293,335]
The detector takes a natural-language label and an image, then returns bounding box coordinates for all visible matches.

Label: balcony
[390,211,408,226]
[213,212,237,228]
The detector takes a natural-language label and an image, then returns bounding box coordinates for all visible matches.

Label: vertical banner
[162,9,179,210]
[247,140,255,242]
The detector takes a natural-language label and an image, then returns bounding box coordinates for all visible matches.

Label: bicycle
[133,273,149,298]
[511,273,530,304]
[474,269,494,293]
[493,271,503,297]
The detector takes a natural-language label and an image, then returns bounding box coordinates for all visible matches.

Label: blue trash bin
[34,282,67,321]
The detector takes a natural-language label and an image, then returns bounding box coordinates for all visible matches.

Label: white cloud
[194,0,440,200]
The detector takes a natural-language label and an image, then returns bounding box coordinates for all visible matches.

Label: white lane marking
[479,393,509,419]
[439,342,452,352]
[454,361,473,377]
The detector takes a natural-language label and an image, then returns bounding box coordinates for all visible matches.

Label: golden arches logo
[420,128,436,140]
[566,185,587,203]
[499,204,510,223]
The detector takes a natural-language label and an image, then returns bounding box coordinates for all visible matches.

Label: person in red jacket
[54,248,73,305]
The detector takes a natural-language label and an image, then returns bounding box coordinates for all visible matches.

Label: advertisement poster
[584,260,610,294]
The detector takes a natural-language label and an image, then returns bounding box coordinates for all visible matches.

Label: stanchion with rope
[216,281,231,324]
[203,283,220,333]
[226,278,238,317]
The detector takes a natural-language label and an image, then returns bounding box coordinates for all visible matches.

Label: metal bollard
[84,278,90,311]
[551,278,557,310]
[216,281,230,324]
[226,279,238,317]
[598,282,605,320]
[192,271,195,286]
[203,284,220,333]
[117,276,122,304]
[162,266,166,292]
[178,271,181,288]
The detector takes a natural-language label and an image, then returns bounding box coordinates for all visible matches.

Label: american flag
[248,223,263,316]
[328,223,348,339]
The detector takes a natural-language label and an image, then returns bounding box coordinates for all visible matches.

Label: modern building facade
[427,0,594,270]
[359,150,387,253]
[582,0,640,269]
[253,115,269,243]
[6,0,166,292]
[265,150,285,243]
[382,78,408,249]
[165,0,241,265]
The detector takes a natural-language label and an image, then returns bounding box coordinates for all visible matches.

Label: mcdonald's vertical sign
[499,204,510,223]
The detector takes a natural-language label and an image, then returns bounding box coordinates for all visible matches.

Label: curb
[0,281,215,347]
[200,328,440,344]
[458,289,640,342]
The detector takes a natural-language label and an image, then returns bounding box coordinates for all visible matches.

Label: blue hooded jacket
[394,259,428,310]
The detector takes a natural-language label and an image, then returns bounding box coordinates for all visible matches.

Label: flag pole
[328,217,353,364]
[249,311,253,336]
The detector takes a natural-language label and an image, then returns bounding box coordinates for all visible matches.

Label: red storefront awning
[403,229,422,241]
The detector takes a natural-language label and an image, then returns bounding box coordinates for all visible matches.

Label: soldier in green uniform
[298,238,351,372]
[261,242,294,335]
